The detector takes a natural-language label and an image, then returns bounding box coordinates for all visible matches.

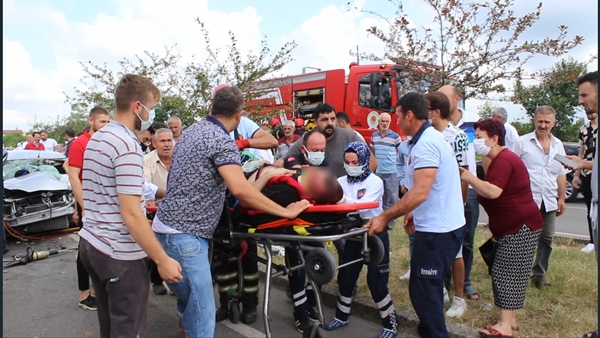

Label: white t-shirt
[337,173,384,219]
[442,123,469,167]
[406,126,465,233]
[504,122,519,152]
[41,138,58,151]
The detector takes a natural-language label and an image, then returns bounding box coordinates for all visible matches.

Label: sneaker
[582,243,595,253]
[443,287,450,303]
[323,317,348,331]
[399,269,410,280]
[532,276,551,289]
[445,296,467,318]
[307,307,320,322]
[295,317,314,334]
[78,294,97,311]
[377,328,398,338]
[153,283,168,295]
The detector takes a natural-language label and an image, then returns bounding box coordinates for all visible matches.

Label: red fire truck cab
[246,63,443,144]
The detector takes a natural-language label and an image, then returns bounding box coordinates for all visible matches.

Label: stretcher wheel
[365,235,385,266]
[229,300,240,324]
[304,248,337,285]
[302,322,323,338]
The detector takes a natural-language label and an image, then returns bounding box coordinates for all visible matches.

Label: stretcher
[147,201,385,338]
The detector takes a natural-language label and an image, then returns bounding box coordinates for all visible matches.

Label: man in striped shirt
[78,74,183,338]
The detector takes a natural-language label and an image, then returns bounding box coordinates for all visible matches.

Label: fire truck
[245,63,465,144]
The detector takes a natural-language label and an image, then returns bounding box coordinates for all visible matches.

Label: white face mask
[303,146,325,166]
[473,138,491,156]
[138,103,156,131]
[344,163,365,177]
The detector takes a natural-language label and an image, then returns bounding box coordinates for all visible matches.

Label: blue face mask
[344,163,365,177]
[138,103,156,131]
[303,146,325,166]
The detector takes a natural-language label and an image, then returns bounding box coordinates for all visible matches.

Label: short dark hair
[114,74,161,112]
[212,86,244,118]
[64,129,75,138]
[473,118,506,147]
[577,71,598,87]
[40,130,47,134]
[312,103,336,121]
[147,122,169,135]
[33,132,41,136]
[302,129,325,147]
[90,107,109,118]
[426,92,451,119]
[396,92,429,120]
[336,111,350,123]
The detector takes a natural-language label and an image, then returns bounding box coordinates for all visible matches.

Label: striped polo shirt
[79,120,146,261]
[370,130,402,174]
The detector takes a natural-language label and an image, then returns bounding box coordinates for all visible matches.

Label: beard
[322,125,335,137]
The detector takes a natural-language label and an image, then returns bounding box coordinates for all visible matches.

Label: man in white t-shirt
[367,92,465,338]
[40,130,58,151]
[437,85,482,301]
[492,107,519,152]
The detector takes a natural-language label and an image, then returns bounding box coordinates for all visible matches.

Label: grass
[262,220,598,337]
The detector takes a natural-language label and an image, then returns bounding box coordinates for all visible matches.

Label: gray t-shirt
[283,128,366,177]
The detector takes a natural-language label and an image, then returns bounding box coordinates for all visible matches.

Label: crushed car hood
[4,171,71,193]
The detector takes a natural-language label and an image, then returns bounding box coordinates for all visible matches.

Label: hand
[403,212,415,234]
[283,199,312,219]
[556,198,566,217]
[364,214,389,236]
[157,257,183,284]
[458,167,471,181]
[564,155,584,170]
[573,176,580,189]
[72,211,80,225]
[401,185,407,194]
[146,200,156,208]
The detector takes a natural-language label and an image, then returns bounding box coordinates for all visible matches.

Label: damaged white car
[3,150,75,234]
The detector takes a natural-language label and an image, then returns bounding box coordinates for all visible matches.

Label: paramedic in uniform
[366,92,465,338]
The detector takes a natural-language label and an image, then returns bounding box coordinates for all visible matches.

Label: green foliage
[29,105,90,144]
[477,101,499,120]
[3,134,26,148]
[511,57,589,141]
[511,118,535,136]
[354,0,584,99]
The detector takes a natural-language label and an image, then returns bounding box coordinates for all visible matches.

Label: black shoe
[215,305,229,322]
[308,307,320,322]
[532,276,551,289]
[295,317,313,334]
[78,294,97,311]
[241,306,257,324]
[153,283,167,295]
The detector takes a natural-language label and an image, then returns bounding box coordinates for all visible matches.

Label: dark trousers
[336,231,396,330]
[79,238,151,338]
[76,204,91,291]
[286,242,322,320]
[149,261,163,286]
[410,226,465,338]
[214,242,259,308]
[462,188,480,289]
[582,175,594,244]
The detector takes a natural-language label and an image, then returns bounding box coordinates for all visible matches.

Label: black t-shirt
[283,152,329,169]
[261,183,301,207]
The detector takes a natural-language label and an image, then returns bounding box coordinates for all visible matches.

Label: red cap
[295,118,305,127]
[211,83,232,99]
[270,116,281,127]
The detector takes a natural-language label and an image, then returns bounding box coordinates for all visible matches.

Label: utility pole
[356,45,360,64]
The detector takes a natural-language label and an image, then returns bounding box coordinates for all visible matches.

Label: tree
[355,0,584,99]
[477,101,500,120]
[511,57,589,141]
[3,134,26,148]
[64,20,297,123]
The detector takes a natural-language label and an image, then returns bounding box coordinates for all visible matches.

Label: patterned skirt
[491,224,541,310]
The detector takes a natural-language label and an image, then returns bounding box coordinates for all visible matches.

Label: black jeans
[581,175,594,244]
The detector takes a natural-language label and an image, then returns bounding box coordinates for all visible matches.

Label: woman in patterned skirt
[458,118,543,338]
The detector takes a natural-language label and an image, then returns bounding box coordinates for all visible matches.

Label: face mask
[138,103,156,131]
[473,138,491,156]
[344,163,365,177]
[303,146,325,166]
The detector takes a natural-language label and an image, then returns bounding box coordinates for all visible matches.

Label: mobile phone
[553,153,579,170]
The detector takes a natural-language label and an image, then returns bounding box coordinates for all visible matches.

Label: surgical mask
[473,138,491,156]
[344,163,365,177]
[138,103,156,131]
[303,146,325,166]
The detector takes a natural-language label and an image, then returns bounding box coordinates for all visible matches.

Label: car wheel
[565,178,578,203]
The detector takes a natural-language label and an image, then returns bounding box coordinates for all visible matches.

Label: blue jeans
[156,233,215,338]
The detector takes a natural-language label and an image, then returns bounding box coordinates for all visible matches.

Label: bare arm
[248,128,278,150]
[574,140,586,177]
[68,166,84,209]
[369,154,378,172]
[460,168,502,199]
[459,165,468,203]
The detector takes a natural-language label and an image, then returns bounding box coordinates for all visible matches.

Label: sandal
[583,330,598,338]
[488,320,519,331]
[479,328,513,338]
[465,285,480,301]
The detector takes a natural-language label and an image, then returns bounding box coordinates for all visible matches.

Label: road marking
[219,319,265,337]
[555,232,589,241]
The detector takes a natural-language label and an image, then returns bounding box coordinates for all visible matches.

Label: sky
[3,0,598,130]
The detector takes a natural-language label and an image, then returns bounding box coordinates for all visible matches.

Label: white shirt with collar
[504,122,520,152]
[337,173,384,219]
[513,132,569,212]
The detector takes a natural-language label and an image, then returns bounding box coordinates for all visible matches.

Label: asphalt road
[2,234,417,338]
[478,199,591,241]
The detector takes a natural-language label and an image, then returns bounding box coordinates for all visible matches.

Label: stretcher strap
[256,218,315,230]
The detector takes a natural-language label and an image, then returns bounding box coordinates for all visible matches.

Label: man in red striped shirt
[78,74,182,338]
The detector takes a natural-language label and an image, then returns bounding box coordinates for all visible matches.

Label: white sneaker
[581,243,595,253]
[443,287,450,303]
[399,269,411,280]
[445,296,467,318]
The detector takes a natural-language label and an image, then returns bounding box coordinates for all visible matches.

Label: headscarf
[344,141,372,183]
